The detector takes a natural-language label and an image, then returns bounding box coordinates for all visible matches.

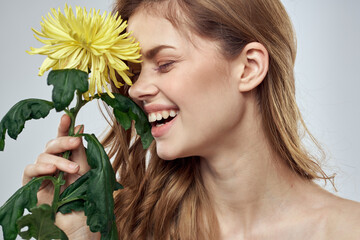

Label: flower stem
[52,90,87,213]
[51,171,64,213]
[69,91,86,136]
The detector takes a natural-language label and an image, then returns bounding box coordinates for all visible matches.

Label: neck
[199,98,314,238]
[200,142,299,219]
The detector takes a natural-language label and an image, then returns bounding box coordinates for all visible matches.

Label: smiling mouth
[148,110,179,127]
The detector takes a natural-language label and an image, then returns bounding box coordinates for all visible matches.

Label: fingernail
[68,162,79,169]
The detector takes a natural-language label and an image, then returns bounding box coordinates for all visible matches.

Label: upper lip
[144,104,179,114]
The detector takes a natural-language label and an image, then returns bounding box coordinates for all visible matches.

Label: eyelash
[130,61,175,81]
[155,61,175,73]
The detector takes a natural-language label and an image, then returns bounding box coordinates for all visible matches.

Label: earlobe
[235,42,269,92]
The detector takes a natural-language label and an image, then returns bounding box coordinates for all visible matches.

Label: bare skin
[22,114,99,239]
[23,8,360,240]
[127,9,360,240]
[199,95,360,240]
[23,115,360,240]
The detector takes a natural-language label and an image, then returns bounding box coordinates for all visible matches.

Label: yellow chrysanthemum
[27,4,141,99]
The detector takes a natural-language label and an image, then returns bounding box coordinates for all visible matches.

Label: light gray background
[0,0,359,231]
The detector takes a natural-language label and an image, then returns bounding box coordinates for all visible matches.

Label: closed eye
[155,61,175,73]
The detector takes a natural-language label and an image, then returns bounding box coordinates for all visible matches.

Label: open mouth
[148,110,179,127]
[148,109,178,138]
[152,115,176,127]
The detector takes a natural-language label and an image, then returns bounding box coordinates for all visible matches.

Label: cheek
[183,64,234,108]
[168,61,227,96]
[153,56,240,158]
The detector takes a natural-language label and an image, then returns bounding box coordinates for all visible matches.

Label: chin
[156,149,178,160]
[156,145,198,162]
[155,137,203,160]
[155,144,189,161]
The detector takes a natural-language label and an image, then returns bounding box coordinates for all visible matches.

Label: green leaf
[47,69,88,111]
[58,172,90,214]
[0,177,48,240]
[59,172,89,202]
[82,134,119,237]
[99,93,153,149]
[114,109,131,130]
[100,221,119,240]
[56,134,122,238]
[58,199,85,214]
[0,99,54,151]
[17,204,68,240]
[58,171,123,215]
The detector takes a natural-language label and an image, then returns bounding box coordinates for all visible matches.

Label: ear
[233,42,269,92]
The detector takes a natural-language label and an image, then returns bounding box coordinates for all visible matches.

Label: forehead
[127,8,188,52]
[126,5,226,63]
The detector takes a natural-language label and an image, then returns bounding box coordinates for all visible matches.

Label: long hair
[101,0,334,239]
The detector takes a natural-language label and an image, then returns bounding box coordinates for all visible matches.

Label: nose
[128,73,159,101]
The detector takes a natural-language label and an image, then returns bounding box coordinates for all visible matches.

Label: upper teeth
[148,110,178,123]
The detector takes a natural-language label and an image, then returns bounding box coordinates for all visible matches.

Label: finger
[36,153,80,173]
[71,146,89,175]
[57,114,71,137]
[71,125,91,174]
[22,163,57,185]
[45,136,82,154]
[74,124,84,135]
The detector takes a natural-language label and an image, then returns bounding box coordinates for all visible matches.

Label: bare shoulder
[299,182,360,240]
[269,182,359,240]
[322,195,360,239]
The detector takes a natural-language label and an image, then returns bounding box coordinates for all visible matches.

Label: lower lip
[151,116,177,138]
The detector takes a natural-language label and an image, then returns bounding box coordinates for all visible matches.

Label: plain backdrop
[0,0,359,234]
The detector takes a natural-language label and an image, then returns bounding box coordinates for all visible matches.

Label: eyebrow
[143,45,175,59]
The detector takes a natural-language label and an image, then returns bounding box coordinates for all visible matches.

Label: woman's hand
[22,114,100,239]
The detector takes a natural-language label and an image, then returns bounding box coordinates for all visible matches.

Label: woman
[23,0,360,239]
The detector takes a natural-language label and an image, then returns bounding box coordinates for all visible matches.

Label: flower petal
[28,5,141,98]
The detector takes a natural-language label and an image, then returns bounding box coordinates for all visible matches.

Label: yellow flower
[27,4,141,99]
